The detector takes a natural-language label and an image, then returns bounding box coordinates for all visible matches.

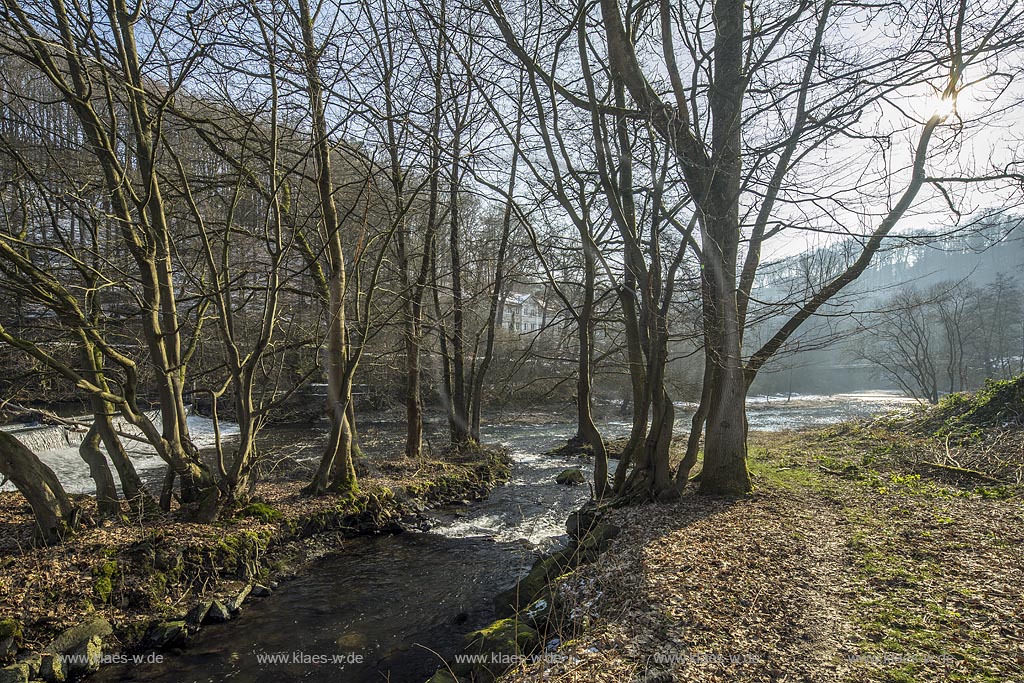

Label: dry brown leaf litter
[503,429,1023,683]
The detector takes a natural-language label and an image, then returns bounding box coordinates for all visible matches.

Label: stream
[5,392,916,682]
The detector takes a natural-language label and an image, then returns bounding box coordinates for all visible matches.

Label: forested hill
[856,223,1024,293]
[758,215,1024,298]
[748,215,1024,397]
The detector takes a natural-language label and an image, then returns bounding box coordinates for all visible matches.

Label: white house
[501,291,546,335]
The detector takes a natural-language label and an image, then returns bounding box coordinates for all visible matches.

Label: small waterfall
[4,423,88,453]
[1,408,240,495]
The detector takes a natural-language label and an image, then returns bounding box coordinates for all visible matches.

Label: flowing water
[6,392,916,681]
[0,413,238,494]
[89,420,599,683]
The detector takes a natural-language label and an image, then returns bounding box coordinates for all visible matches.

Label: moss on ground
[746,429,1021,682]
[92,559,118,604]
[239,502,282,523]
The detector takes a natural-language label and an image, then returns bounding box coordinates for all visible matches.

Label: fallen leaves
[502,429,1024,683]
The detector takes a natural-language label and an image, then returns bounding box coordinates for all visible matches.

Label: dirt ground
[503,427,1024,683]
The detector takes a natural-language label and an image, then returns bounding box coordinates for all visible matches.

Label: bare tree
[0,0,227,517]
[0,430,81,543]
[485,0,1024,496]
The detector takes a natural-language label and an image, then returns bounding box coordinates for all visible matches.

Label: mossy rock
[226,584,252,613]
[495,549,576,615]
[153,547,183,572]
[577,523,621,562]
[555,468,585,486]
[425,670,459,683]
[0,620,21,642]
[147,572,170,604]
[240,502,282,523]
[39,652,64,682]
[185,601,212,626]
[457,618,539,678]
[144,621,186,650]
[44,617,111,657]
[0,662,30,683]
[0,619,21,664]
[66,635,102,676]
[214,530,272,576]
[566,503,601,539]
[522,595,553,629]
[203,600,232,624]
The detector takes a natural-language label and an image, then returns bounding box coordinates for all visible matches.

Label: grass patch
[749,424,1020,682]
[746,444,831,493]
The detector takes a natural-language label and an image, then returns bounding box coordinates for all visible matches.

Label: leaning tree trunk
[83,345,157,514]
[468,145,518,443]
[78,422,119,518]
[94,407,155,514]
[325,375,359,493]
[644,340,676,499]
[0,431,80,544]
[620,319,675,501]
[612,282,649,495]
[674,349,715,492]
[346,400,365,461]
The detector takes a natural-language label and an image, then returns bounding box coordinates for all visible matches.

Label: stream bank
[1,394,922,683]
[0,444,511,682]
[499,423,1023,683]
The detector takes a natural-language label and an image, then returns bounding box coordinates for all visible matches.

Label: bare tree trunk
[0,431,80,544]
[448,128,471,446]
[93,403,154,513]
[77,345,118,518]
[612,278,649,494]
[693,0,751,495]
[346,400,364,461]
[395,10,446,458]
[78,422,119,518]
[81,344,155,513]
[468,105,522,442]
[328,407,357,493]
[578,249,609,497]
[296,0,358,495]
[674,350,714,491]
[402,299,424,457]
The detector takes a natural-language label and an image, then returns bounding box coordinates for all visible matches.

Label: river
[5,392,915,682]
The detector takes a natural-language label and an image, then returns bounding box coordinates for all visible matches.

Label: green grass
[746,445,831,493]
[747,428,1017,683]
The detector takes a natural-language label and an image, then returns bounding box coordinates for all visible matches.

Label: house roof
[505,292,534,306]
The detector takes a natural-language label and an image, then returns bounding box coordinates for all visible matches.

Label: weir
[3,422,88,453]
[0,408,237,494]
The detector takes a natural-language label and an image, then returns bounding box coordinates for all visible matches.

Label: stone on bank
[555,468,585,486]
